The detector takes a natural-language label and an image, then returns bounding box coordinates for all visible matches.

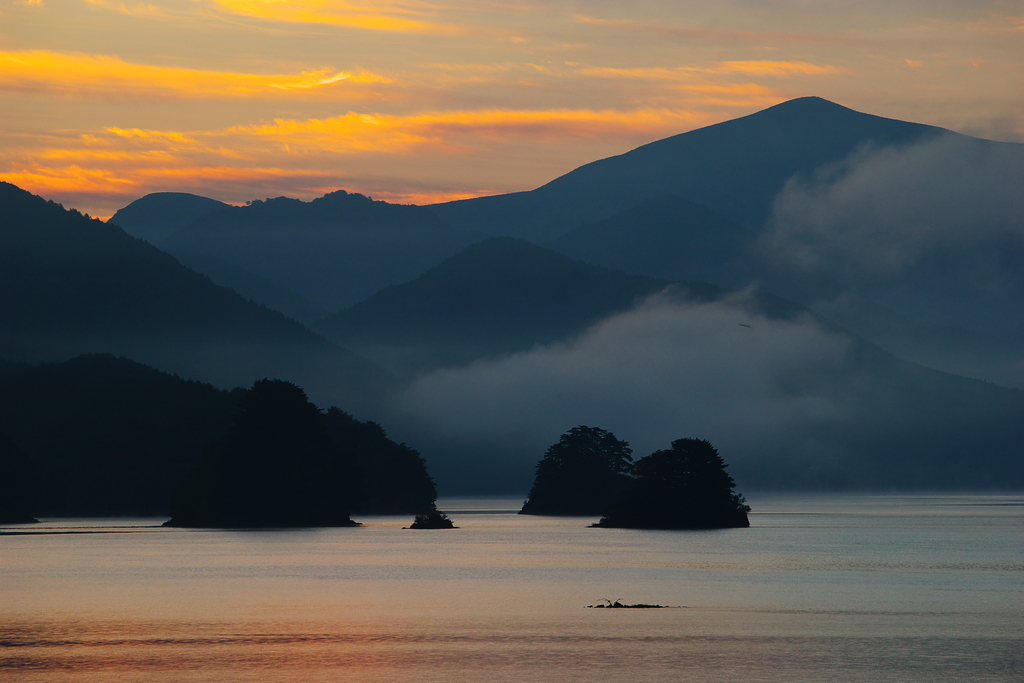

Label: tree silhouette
[520,426,634,516]
[597,438,749,529]
[407,509,457,529]
[165,379,361,527]
[0,434,40,523]
[321,408,437,514]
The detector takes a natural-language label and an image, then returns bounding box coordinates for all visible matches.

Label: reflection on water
[2,494,1022,681]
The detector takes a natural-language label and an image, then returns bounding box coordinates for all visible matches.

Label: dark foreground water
[2,494,1021,682]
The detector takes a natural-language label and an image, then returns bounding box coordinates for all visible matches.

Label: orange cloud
[1,106,714,214]
[0,50,390,100]
[229,108,709,154]
[83,0,164,17]
[210,0,463,35]
[717,61,845,76]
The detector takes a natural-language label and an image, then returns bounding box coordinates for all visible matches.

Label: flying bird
[738,323,751,328]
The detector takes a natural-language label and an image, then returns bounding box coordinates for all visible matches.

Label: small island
[406,509,457,529]
[595,438,750,530]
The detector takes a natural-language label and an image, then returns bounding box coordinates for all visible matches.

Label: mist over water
[2,494,1021,682]
[397,293,849,489]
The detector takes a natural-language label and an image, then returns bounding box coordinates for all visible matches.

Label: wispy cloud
[209,0,463,34]
[83,0,165,17]
[717,61,846,77]
[0,50,390,100]
[0,106,703,211]
[400,292,850,475]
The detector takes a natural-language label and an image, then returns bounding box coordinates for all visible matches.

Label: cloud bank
[766,133,1024,279]
[397,292,852,490]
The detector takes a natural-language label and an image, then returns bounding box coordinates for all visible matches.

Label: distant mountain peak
[428,96,948,241]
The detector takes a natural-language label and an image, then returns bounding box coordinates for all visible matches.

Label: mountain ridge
[428,97,960,240]
[0,181,391,411]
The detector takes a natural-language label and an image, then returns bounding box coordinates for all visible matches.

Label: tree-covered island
[596,438,750,529]
[519,426,634,516]
[164,380,362,528]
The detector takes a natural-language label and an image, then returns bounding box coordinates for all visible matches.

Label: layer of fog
[394,292,854,492]
[766,132,1024,277]
[762,133,1024,387]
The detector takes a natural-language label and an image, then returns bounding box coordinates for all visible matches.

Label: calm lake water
[2,494,1022,682]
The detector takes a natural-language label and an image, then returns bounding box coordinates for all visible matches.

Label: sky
[1,0,1022,218]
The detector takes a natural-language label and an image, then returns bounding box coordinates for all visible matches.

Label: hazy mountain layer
[170,251,328,325]
[310,236,1024,493]
[109,191,230,244]
[316,237,702,376]
[429,98,1024,387]
[428,97,944,240]
[0,182,390,410]
[159,190,483,311]
[542,192,1024,387]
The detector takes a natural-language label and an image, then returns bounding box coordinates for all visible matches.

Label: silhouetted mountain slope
[159,190,483,311]
[540,158,1019,387]
[109,192,229,244]
[0,182,390,409]
[0,354,243,516]
[429,97,944,240]
[546,195,759,289]
[171,251,328,325]
[316,237,697,375]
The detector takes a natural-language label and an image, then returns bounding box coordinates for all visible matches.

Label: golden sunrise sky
[2,0,1022,218]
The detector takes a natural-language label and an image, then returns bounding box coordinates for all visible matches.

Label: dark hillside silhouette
[429,97,950,240]
[166,380,361,528]
[0,182,389,410]
[316,237,683,376]
[597,439,750,529]
[545,194,852,308]
[426,98,1024,388]
[316,236,839,379]
[322,407,437,514]
[0,434,40,523]
[158,190,481,310]
[171,251,328,325]
[546,195,754,288]
[520,426,634,516]
[0,354,242,516]
[109,192,229,244]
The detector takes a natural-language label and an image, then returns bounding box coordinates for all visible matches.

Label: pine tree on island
[520,426,634,516]
[164,379,361,528]
[596,438,750,529]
